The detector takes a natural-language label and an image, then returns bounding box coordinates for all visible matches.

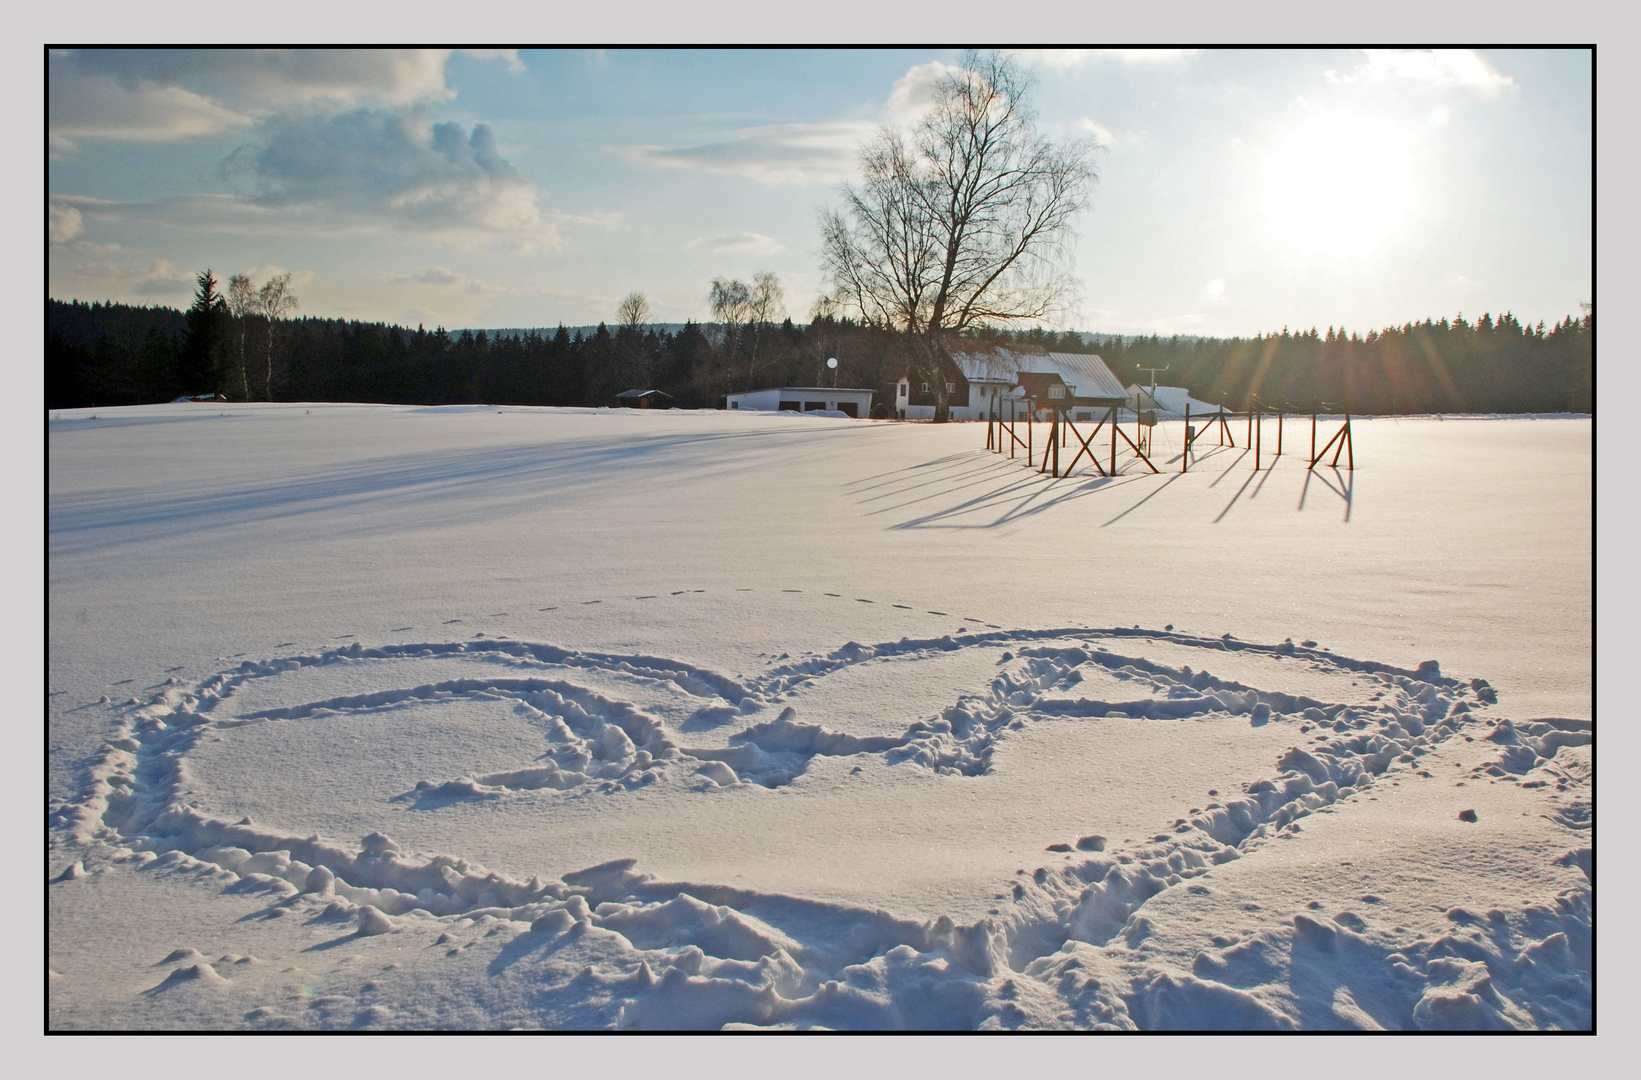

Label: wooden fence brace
[1311,413,1317,462]
[1061,411,1110,477]
[1112,415,1159,474]
[1309,421,1346,469]
[1277,410,1283,458]
[1331,411,1353,469]
[1255,407,1261,470]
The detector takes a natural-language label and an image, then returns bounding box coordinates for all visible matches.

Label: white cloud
[221,110,559,250]
[1326,50,1514,95]
[1011,49,1197,70]
[57,48,464,109]
[388,267,464,287]
[621,121,875,186]
[459,49,526,75]
[554,209,625,232]
[885,60,961,123]
[49,71,251,145]
[1076,118,1118,146]
[49,203,84,244]
[686,232,784,255]
[48,49,529,150]
[51,257,197,300]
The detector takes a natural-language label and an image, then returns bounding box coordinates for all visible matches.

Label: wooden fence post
[1183,404,1191,474]
[1109,406,1117,475]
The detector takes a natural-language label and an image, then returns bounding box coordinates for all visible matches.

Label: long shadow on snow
[48,424,869,554]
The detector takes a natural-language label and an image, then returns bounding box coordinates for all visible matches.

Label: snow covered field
[47,404,1591,1030]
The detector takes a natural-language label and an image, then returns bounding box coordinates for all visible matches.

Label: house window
[1076,411,1092,421]
[946,382,956,394]
[921,382,929,393]
[898,382,907,396]
[730,401,739,409]
[1049,385,1065,399]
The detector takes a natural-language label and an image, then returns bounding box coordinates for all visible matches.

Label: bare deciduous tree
[257,273,298,399]
[709,277,751,379]
[707,273,785,389]
[616,291,650,335]
[744,270,785,385]
[225,274,258,401]
[819,51,1096,420]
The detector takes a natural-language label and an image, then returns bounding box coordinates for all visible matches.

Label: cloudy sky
[47,48,1591,337]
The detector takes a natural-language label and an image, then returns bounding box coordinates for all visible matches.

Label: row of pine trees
[48,272,1592,415]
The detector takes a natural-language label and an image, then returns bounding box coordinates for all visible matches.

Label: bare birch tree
[709,277,751,383]
[744,270,785,385]
[257,272,298,399]
[225,273,258,401]
[819,51,1096,420]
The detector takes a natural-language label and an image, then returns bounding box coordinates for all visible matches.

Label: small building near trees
[725,387,875,418]
[614,389,674,409]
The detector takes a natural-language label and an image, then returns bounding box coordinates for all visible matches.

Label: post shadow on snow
[888,472,1144,530]
[845,452,1019,500]
[869,446,1361,530]
[856,457,1027,513]
[1300,466,1354,522]
[1213,466,1261,523]
[49,422,875,555]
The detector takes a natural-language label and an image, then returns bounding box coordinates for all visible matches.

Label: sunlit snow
[48,403,1590,1029]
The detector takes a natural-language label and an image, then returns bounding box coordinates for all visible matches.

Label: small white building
[725,387,875,418]
[1125,385,1223,417]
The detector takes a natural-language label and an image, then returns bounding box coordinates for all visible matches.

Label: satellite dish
[827,357,838,369]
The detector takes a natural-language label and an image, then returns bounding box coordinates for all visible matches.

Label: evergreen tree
[178,270,228,397]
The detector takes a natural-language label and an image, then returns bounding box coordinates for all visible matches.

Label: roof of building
[1043,352,1128,402]
[726,386,875,396]
[615,388,673,399]
[949,349,1031,384]
[935,347,1127,403]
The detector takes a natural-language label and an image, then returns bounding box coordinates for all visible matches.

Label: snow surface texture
[48,405,1590,1030]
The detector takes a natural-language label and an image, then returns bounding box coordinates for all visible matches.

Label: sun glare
[1260,112,1419,256]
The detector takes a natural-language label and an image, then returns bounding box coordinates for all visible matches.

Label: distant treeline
[48,296,1591,415]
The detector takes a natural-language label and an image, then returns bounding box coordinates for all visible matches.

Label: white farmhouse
[894,348,1128,421]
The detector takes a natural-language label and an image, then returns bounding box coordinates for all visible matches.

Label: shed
[725,387,875,418]
[615,389,674,409]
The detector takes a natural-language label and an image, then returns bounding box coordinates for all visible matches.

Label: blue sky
[47,48,1592,337]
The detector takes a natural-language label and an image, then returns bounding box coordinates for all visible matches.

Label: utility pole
[1136,364,1169,410]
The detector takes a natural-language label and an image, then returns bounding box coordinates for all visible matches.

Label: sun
[1260,111,1419,255]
